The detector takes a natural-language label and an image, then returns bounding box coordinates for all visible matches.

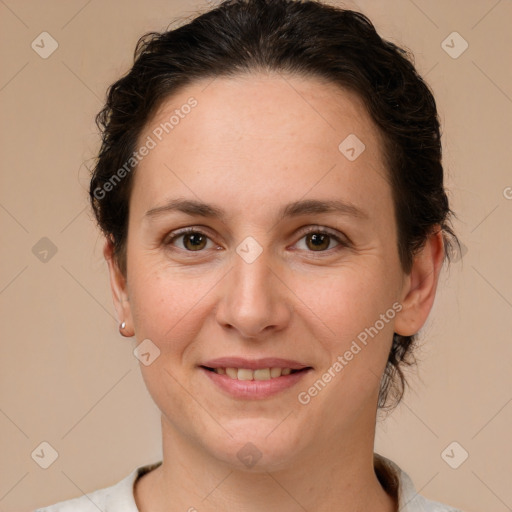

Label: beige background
[1,0,511,511]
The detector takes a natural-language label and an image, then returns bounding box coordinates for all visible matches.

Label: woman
[37,0,462,510]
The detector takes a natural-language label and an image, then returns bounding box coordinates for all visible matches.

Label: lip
[201,357,309,370]
[199,357,313,400]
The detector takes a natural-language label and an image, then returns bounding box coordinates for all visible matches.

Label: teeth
[254,368,270,380]
[237,368,253,381]
[270,367,282,378]
[214,367,297,380]
[225,367,238,379]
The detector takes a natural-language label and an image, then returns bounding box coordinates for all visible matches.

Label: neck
[134,416,397,512]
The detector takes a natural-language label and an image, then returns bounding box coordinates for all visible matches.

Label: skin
[104,72,445,512]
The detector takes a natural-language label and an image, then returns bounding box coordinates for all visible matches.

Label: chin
[206,418,308,473]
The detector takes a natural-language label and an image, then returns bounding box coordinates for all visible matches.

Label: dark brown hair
[90,0,458,410]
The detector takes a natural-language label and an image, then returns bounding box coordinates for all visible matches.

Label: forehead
[131,72,390,220]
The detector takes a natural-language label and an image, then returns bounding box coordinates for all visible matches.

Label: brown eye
[305,232,332,251]
[166,229,213,252]
[295,229,344,253]
[182,232,208,251]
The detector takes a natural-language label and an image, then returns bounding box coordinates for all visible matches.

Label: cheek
[128,261,218,351]
[128,269,211,403]
[295,262,399,340]
[293,263,399,403]
[297,272,397,410]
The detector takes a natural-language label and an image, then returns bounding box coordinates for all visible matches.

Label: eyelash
[163,226,350,257]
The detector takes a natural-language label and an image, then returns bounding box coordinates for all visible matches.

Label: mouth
[200,366,310,381]
[199,357,313,399]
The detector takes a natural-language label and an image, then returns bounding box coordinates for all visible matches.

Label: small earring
[120,321,126,330]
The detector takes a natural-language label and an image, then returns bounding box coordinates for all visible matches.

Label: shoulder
[374,453,465,512]
[34,462,162,512]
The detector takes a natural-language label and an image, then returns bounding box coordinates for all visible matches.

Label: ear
[394,228,445,336]
[103,238,134,337]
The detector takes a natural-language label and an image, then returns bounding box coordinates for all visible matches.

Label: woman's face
[108,73,426,469]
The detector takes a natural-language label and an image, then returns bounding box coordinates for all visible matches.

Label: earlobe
[103,238,134,337]
[394,228,445,337]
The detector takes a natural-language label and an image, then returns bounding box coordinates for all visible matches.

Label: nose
[215,246,293,340]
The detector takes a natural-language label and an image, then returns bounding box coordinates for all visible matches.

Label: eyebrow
[144,197,368,222]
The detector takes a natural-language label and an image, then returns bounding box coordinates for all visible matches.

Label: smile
[199,358,313,399]
[204,367,303,380]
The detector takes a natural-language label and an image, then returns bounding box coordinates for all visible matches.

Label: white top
[35,454,463,511]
